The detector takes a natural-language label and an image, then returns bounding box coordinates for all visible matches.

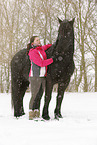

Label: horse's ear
[69,17,75,25]
[57,17,62,23]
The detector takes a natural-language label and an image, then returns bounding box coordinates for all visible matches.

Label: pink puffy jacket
[28,44,53,77]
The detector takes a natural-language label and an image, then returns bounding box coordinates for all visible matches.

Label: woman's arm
[42,44,52,51]
[29,49,53,67]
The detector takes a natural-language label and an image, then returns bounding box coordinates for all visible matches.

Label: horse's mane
[46,36,59,58]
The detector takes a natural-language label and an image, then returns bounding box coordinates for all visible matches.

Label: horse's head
[47,18,75,57]
[58,17,75,40]
[55,17,75,54]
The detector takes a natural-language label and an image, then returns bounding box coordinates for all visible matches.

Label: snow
[0,92,97,145]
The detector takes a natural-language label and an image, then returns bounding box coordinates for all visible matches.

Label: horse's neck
[46,37,59,57]
[56,36,74,54]
[46,45,54,58]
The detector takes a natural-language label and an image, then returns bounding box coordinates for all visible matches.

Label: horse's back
[11,48,30,81]
[11,49,27,66]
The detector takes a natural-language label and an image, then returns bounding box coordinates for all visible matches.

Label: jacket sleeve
[42,44,52,51]
[28,49,53,67]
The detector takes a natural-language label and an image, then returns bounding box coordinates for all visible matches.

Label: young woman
[27,36,53,120]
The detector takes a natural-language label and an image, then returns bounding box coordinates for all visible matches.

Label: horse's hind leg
[18,80,29,115]
[12,78,29,117]
[54,80,70,119]
[12,79,22,117]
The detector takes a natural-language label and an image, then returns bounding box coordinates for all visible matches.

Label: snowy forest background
[0,0,97,93]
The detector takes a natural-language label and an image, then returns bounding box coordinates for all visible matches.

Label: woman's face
[33,37,41,46]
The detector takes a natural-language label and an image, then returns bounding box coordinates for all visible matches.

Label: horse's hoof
[55,113,63,119]
[14,112,25,118]
[42,114,50,120]
[21,112,25,116]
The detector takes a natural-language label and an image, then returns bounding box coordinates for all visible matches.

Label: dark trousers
[29,77,45,110]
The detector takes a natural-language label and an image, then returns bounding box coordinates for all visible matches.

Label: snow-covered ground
[0,92,97,145]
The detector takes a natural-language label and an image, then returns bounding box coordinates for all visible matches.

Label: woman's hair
[26,36,38,55]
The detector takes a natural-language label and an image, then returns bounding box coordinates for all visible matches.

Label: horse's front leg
[42,76,53,120]
[54,80,70,119]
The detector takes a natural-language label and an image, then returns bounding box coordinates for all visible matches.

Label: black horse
[11,18,75,120]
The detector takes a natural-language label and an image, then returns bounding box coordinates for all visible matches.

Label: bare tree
[66,0,96,92]
[0,0,96,92]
